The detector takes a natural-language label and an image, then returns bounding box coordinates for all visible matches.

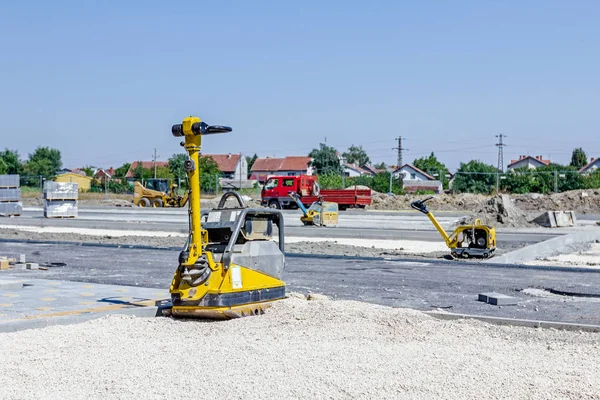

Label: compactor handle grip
[172,122,233,137]
[410,196,434,214]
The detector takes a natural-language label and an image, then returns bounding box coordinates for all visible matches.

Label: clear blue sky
[1,1,598,171]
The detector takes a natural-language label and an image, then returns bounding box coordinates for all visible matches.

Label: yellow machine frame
[411,197,496,258]
[169,117,286,319]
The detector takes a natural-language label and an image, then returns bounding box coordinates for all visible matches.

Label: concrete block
[0,201,22,216]
[478,292,518,306]
[0,279,23,290]
[533,211,576,228]
[25,263,39,270]
[19,254,25,263]
[0,174,20,188]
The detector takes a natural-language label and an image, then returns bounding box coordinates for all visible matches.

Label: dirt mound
[370,192,482,211]
[514,190,600,214]
[476,194,532,227]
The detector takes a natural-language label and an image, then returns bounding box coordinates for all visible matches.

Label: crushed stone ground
[0,296,598,400]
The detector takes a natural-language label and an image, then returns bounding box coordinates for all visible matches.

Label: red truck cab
[261,175,371,210]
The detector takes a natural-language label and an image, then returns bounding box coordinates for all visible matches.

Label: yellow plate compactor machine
[169,116,286,319]
[411,196,496,259]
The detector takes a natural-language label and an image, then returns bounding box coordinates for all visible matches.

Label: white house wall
[393,166,430,181]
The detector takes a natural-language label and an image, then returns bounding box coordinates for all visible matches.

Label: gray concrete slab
[0,274,168,332]
[0,279,24,291]
[491,230,600,264]
[1,241,599,326]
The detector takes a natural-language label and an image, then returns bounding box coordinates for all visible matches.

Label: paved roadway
[4,207,567,245]
[2,241,599,325]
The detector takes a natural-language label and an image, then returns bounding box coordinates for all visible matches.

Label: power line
[495,134,506,172]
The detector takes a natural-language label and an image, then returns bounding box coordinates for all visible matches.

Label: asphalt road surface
[2,241,599,325]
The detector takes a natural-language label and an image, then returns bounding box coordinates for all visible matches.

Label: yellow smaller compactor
[169,116,286,319]
[411,196,496,258]
[288,192,339,227]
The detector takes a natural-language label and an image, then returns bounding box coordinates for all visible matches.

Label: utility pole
[495,134,506,192]
[152,148,159,179]
[495,134,506,172]
[393,137,408,167]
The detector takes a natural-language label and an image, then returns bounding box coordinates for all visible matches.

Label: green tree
[372,172,403,194]
[0,158,7,174]
[168,153,187,180]
[82,165,96,177]
[570,147,588,169]
[155,166,174,180]
[198,156,221,193]
[246,153,258,178]
[309,143,342,175]
[132,161,152,180]
[413,152,449,189]
[452,160,497,194]
[113,163,131,179]
[342,145,370,167]
[373,162,387,170]
[0,149,23,175]
[25,147,62,177]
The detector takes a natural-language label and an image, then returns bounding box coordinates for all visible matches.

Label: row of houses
[59,152,600,193]
[507,155,600,173]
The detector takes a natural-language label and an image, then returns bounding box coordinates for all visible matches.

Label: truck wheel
[152,198,164,208]
[139,198,151,208]
[268,199,281,209]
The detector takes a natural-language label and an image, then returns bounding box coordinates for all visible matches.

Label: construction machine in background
[288,192,339,227]
[133,179,188,208]
[411,196,496,258]
[169,116,286,319]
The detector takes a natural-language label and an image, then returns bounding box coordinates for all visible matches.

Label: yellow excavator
[133,179,188,208]
[411,197,496,258]
[169,116,286,319]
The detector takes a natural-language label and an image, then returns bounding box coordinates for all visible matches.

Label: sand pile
[0,296,598,399]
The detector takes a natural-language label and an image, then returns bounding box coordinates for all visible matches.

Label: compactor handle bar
[410,196,434,214]
[172,122,232,137]
[217,191,246,209]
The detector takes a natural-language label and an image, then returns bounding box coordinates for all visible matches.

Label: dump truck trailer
[261,175,371,210]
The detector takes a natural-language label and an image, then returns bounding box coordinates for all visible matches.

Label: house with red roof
[125,161,169,180]
[125,154,247,185]
[507,155,551,170]
[250,156,313,183]
[95,167,116,182]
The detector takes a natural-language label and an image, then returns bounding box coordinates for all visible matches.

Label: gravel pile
[0,296,598,399]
